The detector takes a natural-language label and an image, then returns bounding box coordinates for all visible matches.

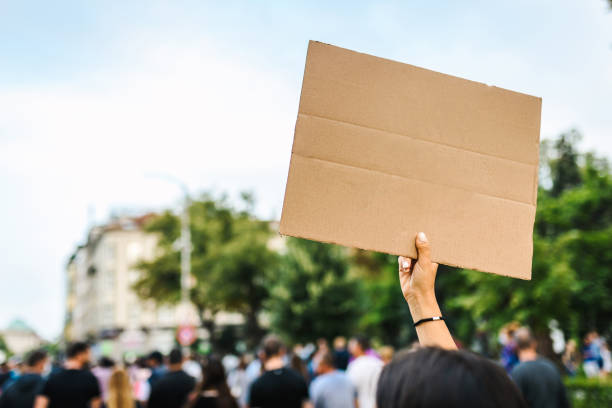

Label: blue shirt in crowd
[309,370,356,408]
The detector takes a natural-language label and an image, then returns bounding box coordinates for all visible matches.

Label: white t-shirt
[346,355,383,408]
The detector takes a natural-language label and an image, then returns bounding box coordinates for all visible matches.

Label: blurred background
[0,0,611,403]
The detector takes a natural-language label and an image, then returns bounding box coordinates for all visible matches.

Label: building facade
[1,319,44,356]
[64,215,187,357]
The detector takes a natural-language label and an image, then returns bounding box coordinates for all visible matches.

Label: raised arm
[398,232,457,350]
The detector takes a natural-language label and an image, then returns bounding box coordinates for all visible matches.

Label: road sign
[177,324,197,346]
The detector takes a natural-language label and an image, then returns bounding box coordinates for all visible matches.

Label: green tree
[267,238,363,343]
[134,194,276,348]
[0,335,11,358]
[446,132,612,351]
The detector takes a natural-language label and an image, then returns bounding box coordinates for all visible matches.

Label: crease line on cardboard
[302,74,541,133]
[291,152,537,208]
[297,112,539,167]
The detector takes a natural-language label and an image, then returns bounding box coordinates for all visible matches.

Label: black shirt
[40,368,100,408]
[148,370,195,408]
[192,393,238,408]
[511,358,569,408]
[249,367,308,408]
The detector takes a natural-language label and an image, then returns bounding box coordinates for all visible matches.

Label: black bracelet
[413,316,445,327]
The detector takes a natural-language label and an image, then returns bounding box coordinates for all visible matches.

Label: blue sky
[1,0,611,340]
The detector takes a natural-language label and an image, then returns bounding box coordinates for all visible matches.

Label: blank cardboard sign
[280,41,541,279]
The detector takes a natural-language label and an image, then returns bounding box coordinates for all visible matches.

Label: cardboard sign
[280,41,541,280]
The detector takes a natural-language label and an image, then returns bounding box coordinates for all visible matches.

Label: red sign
[177,324,197,346]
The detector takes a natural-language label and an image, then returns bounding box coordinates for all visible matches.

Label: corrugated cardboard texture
[280,41,541,280]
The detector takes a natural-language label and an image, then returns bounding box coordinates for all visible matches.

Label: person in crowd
[309,339,330,377]
[378,346,394,365]
[130,358,151,407]
[107,368,136,408]
[376,232,529,408]
[562,339,580,377]
[242,349,264,408]
[188,355,238,408]
[332,337,350,371]
[290,351,310,385]
[0,357,23,391]
[0,362,10,391]
[346,335,382,408]
[601,340,612,376]
[183,352,203,382]
[248,335,309,408]
[92,356,115,405]
[147,348,195,408]
[510,327,569,408]
[500,322,520,373]
[35,341,101,408]
[227,355,248,404]
[147,351,166,387]
[309,351,355,408]
[0,349,47,408]
[582,330,603,377]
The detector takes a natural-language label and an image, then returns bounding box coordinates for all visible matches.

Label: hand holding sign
[399,232,455,350]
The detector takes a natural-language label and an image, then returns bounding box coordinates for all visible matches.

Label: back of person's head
[107,368,134,408]
[262,335,284,360]
[168,348,183,365]
[148,350,164,366]
[514,327,536,351]
[377,347,527,408]
[379,345,395,364]
[319,351,335,369]
[26,349,47,368]
[333,336,347,350]
[66,341,90,359]
[201,355,228,389]
[189,356,237,408]
[349,335,370,355]
[99,356,115,368]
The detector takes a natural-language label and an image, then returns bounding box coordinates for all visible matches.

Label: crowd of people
[499,322,612,379]
[0,232,603,407]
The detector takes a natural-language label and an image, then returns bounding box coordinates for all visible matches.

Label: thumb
[415,232,432,264]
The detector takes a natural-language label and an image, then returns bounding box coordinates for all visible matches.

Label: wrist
[406,292,441,322]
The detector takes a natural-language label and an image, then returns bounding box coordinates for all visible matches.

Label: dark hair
[148,350,164,365]
[262,335,284,359]
[168,348,183,365]
[188,356,238,408]
[352,335,370,351]
[98,356,115,368]
[26,350,47,367]
[377,347,527,408]
[66,342,90,359]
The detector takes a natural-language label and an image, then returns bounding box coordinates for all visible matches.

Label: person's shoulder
[536,357,562,375]
[283,367,305,379]
[250,371,268,388]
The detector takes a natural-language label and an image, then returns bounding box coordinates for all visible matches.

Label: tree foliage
[447,131,612,345]
[267,238,363,344]
[133,193,277,347]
